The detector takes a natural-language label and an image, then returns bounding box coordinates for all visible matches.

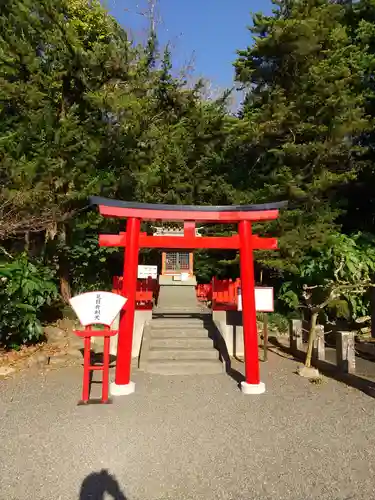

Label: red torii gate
[91,197,285,395]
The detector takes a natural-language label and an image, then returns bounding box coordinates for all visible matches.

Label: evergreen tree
[233,0,369,275]
[0,0,134,237]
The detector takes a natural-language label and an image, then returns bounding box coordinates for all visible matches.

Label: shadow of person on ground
[79,469,127,500]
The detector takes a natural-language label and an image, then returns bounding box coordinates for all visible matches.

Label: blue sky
[104,1,273,91]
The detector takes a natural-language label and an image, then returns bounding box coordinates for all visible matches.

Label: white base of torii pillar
[110,381,135,396]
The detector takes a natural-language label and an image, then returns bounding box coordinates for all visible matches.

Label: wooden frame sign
[138,265,158,279]
[238,287,274,313]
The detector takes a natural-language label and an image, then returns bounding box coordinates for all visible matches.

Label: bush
[267,312,290,335]
[0,256,58,348]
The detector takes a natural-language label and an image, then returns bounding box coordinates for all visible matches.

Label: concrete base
[240,381,266,395]
[110,381,135,396]
[297,365,320,379]
[158,275,197,286]
[213,310,244,358]
[109,310,152,358]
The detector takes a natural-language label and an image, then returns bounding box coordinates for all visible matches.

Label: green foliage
[279,233,375,319]
[0,0,130,235]
[228,0,375,324]
[3,0,375,346]
[267,312,290,335]
[0,256,58,347]
[233,0,370,275]
[0,0,232,303]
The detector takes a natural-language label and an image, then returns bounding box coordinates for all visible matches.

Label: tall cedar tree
[233,0,369,276]
[0,0,233,294]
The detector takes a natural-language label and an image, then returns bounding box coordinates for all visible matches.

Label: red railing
[196,278,241,310]
[196,283,213,302]
[112,276,159,310]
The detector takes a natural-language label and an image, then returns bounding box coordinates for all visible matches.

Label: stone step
[150,329,208,338]
[148,347,219,361]
[146,359,224,375]
[151,316,204,328]
[150,337,214,349]
[151,320,205,329]
[155,309,203,313]
[156,304,202,308]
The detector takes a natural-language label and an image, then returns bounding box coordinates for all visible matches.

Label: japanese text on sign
[94,293,101,322]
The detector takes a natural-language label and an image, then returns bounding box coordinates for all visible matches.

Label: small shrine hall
[155,223,202,286]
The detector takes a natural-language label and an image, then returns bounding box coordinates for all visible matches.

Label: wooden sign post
[238,286,274,362]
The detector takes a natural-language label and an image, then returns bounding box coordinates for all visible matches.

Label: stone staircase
[139,285,223,375]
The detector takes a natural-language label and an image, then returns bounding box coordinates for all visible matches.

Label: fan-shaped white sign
[69,291,127,326]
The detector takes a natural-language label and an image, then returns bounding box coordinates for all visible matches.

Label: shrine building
[154,224,202,286]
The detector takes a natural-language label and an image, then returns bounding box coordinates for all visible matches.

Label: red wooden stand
[74,325,118,405]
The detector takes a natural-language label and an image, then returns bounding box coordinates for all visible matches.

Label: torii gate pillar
[239,220,264,394]
[110,217,140,396]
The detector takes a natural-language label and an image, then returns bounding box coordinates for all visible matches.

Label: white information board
[237,287,274,312]
[138,265,158,279]
[69,291,127,326]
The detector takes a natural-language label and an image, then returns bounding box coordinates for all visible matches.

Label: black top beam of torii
[89,196,287,213]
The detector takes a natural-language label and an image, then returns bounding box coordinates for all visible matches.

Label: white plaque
[237,287,274,312]
[255,287,274,312]
[69,291,127,326]
[138,265,158,279]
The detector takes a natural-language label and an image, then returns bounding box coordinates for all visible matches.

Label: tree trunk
[305,310,318,368]
[58,224,71,303]
[24,231,30,255]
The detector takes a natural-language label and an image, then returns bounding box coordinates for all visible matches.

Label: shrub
[0,256,58,348]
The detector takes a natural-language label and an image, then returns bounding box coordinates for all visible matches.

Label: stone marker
[27,353,48,368]
[312,324,325,362]
[297,365,320,379]
[44,325,67,344]
[336,331,356,374]
[48,354,69,366]
[289,319,303,353]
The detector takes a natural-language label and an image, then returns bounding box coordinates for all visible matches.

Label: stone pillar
[109,310,152,358]
[289,319,302,354]
[371,288,375,339]
[336,331,356,374]
[312,325,325,362]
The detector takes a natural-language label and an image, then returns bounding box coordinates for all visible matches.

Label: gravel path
[1,351,374,500]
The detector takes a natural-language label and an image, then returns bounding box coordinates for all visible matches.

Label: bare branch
[125,0,161,37]
[0,192,83,240]
[334,255,345,283]
[310,282,375,312]
[0,246,14,259]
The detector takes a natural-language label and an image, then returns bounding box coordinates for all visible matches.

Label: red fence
[113,275,241,311]
[196,278,241,311]
[113,276,159,310]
